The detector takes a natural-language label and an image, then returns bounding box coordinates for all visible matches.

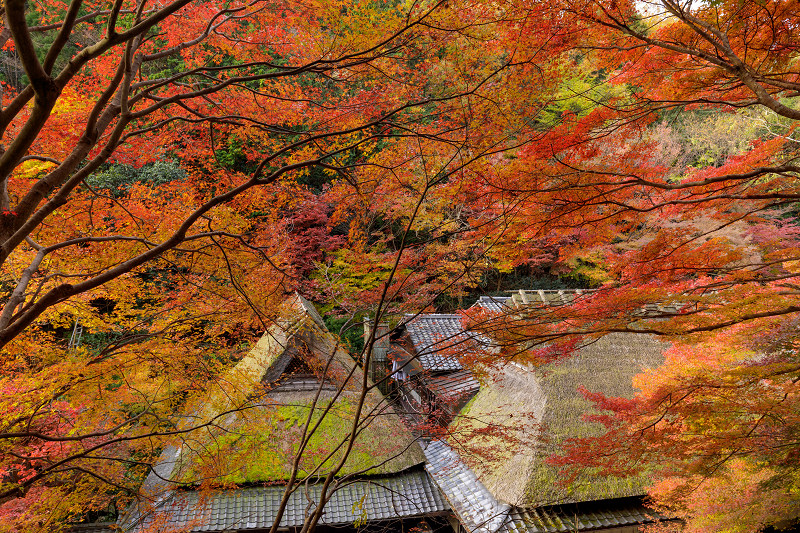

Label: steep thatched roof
[448,364,545,506]
[147,294,424,493]
[449,332,667,507]
[523,332,668,506]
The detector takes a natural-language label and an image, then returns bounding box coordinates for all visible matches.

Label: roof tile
[404,315,492,372]
[424,440,510,533]
[126,469,448,532]
[472,296,513,313]
[501,498,663,533]
[422,370,480,402]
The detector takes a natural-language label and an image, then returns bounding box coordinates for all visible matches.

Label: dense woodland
[1,0,799,531]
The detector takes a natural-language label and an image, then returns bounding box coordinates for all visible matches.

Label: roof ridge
[424,440,510,533]
[508,288,590,292]
[406,313,463,319]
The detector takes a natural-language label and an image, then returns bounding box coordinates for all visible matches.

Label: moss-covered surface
[167,294,424,488]
[181,394,423,485]
[521,333,668,506]
[448,365,544,506]
[447,333,667,507]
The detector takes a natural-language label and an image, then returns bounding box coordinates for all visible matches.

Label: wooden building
[114,294,448,533]
[381,291,673,533]
[80,291,675,533]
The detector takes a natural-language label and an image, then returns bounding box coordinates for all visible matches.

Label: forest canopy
[1,0,799,532]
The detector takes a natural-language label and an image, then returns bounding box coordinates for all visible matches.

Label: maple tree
[5,0,799,530]
[451,1,800,531]
[311,0,800,528]
[0,0,582,530]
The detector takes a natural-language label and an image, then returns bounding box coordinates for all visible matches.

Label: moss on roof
[449,364,544,506]
[522,333,668,506]
[448,333,667,507]
[164,294,424,487]
[180,394,421,484]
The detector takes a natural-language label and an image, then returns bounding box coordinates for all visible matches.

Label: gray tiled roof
[422,370,480,402]
[68,523,116,533]
[424,440,510,533]
[124,469,448,532]
[405,315,484,371]
[473,296,513,313]
[637,302,683,316]
[501,498,662,533]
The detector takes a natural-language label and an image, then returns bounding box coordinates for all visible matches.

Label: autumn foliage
[2,0,800,531]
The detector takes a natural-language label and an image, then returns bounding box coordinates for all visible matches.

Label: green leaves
[86,161,187,196]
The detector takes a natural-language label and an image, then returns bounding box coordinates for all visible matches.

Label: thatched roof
[146,294,424,493]
[448,364,545,506]
[448,332,667,507]
[522,333,667,506]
